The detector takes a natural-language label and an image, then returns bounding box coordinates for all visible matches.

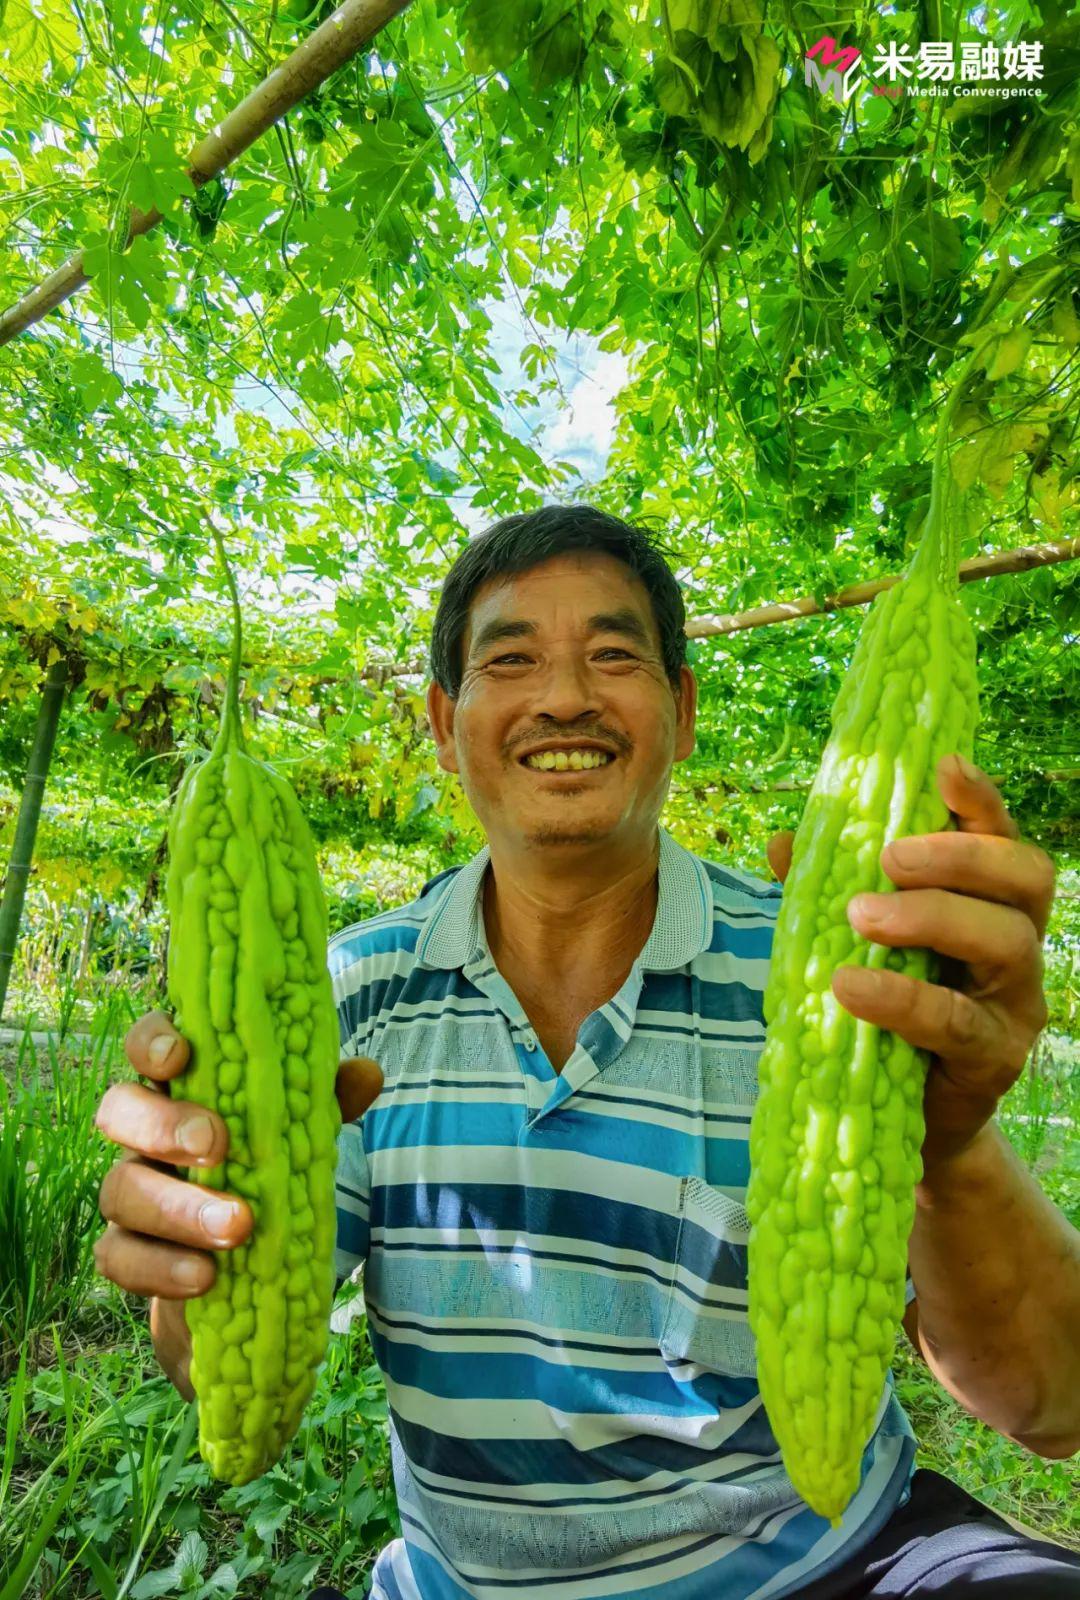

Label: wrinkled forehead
[462,554,660,660]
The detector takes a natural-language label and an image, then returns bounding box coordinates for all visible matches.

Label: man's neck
[481,833,661,991]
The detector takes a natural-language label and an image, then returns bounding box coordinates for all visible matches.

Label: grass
[1,1015,396,1600]
[1,1010,1078,1597]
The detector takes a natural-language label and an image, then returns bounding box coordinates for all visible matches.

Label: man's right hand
[93,1008,384,1398]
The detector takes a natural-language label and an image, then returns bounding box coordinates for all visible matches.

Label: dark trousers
[800,1468,1080,1596]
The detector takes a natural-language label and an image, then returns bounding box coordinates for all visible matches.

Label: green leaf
[69,352,124,409]
[458,0,542,71]
[506,249,533,288]
[277,289,324,333]
[291,205,357,244]
[651,389,675,432]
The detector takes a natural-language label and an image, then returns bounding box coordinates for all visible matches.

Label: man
[96,506,1080,1598]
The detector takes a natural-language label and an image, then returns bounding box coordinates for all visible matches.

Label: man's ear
[673,665,697,763]
[426,680,460,775]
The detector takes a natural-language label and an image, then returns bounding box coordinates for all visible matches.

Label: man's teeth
[524,749,613,771]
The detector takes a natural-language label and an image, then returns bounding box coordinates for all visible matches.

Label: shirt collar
[415,825,713,974]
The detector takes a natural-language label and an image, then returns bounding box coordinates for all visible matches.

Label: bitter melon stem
[210,527,246,754]
[910,263,1066,594]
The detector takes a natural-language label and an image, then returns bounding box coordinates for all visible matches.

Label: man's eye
[487,649,634,665]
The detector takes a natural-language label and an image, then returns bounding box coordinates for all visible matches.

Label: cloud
[544,347,629,480]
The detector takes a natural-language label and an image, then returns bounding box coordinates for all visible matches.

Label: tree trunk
[0,656,69,1023]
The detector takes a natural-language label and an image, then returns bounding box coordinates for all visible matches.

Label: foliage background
[2,0,1080,1592]
[4,0,1079,1033]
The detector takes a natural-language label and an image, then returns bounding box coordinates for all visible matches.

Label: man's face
[426,552,697,856]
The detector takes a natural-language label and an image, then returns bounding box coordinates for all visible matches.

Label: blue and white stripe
[329,826,917,1599]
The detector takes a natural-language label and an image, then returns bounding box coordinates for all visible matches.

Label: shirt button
[524,1032,537,1051]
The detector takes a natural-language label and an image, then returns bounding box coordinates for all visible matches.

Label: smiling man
[94,506,1080,1600]
[321,506,1080,1600]
[424,531,696,1077]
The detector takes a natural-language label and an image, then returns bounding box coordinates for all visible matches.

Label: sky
[448,293,630,538]
[10,250,627,573]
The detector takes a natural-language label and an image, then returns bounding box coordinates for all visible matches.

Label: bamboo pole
[687,533,1080,640]
[0,0,415,348]
[356,533,1080,680]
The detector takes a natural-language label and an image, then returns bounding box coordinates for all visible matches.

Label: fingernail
[956,754,979,782]
[148,1034,177,1069]
[847,893,875,922]
[172,1258,204,1286]
[837,966,876,996]
[200,1199,236,1243]
[890,838,929,870]
[177,1116,214,1157]
[851,893,896,928]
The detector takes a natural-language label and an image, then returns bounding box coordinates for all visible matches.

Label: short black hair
[429,505,688,699]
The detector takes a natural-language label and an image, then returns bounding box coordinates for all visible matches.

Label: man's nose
[525,654,604,720]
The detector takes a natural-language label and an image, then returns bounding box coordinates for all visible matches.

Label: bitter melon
[745,370,980,1525]
[165,537,342,1485]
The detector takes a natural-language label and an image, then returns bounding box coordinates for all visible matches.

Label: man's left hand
[765,753,1054,1175]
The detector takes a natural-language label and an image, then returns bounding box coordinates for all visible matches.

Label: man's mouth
[520,750,616,772]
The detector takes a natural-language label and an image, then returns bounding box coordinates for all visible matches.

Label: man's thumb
[335,1056,384,1123]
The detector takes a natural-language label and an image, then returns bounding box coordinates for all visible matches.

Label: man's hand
[766,753,1054,1175]
[94,1009,384,1396]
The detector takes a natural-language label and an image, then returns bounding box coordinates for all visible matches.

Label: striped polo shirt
[329,825,918,1600]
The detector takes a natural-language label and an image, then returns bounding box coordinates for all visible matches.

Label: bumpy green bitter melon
[745,381,980,1525]
[165,547,342,1485]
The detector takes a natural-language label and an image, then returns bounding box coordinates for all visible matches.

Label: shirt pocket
[658,1175,757,1378]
